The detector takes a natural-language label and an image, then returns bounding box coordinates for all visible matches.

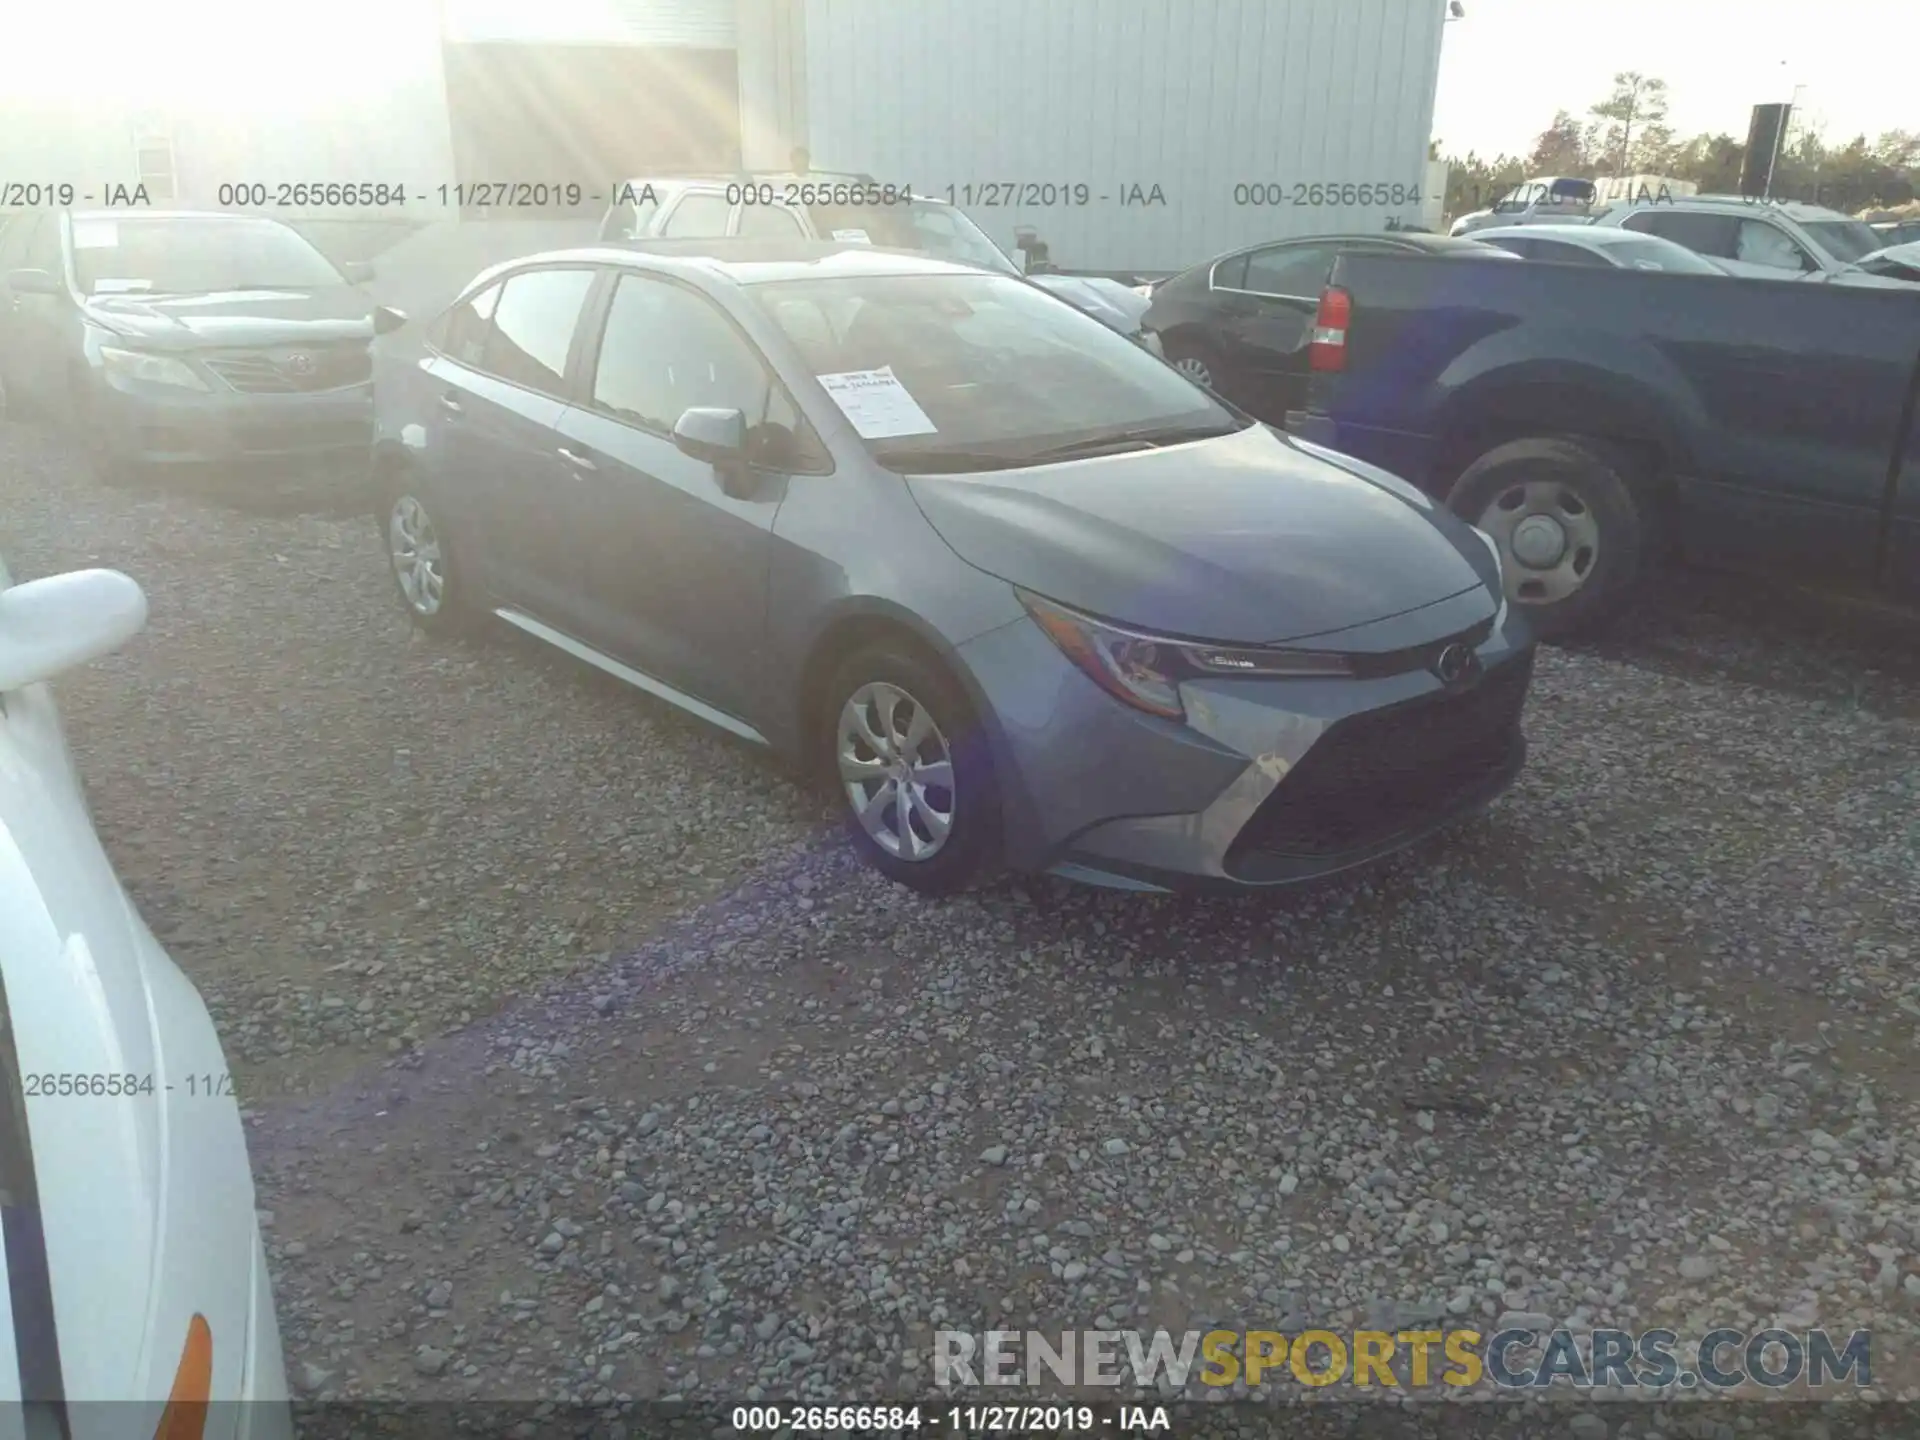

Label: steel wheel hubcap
[388,495,445,616]
[836,682,956,862]
[1174,356,1213,386]
[1477,479,1601,606]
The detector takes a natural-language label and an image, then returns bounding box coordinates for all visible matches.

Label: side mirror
[343,260,376,285]
[673,406,755,495]
[6,268,62,296]
[0,569,147,692]
[372,304,408,336]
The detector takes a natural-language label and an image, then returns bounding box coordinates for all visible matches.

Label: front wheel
[821,645,1002,895]
[1447,437,1648,641]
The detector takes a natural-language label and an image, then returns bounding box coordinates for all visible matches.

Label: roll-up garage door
[441,0,740,215]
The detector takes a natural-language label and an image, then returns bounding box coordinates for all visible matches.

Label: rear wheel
[382,471,478,636]
[821,643,1001,895]
[1163,336,1228,395]
[1447,437,1647,640]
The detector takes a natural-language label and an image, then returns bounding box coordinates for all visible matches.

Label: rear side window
[1622,210,1740,258]
[1528,240,1610,266]
[601,191,664,241]
[660,192,732,238]
[1243,244,1338,297]
[441,281,501,365]
[481,267,595,398]
[1211,254,1250,289]
[26,215,60,272]
[737,204,806,238]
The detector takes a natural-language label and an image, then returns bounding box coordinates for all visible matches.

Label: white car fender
[0,675,284,1424]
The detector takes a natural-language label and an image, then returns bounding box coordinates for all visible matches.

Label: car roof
[1479,224,1648,243]
[65,209,292,224]
[1215,232,1500,263]
[615,169,876,191]
[468,238,988,292]
[1597,195,1856,223]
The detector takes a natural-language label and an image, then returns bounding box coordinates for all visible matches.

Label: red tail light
[1309,286,1350,372]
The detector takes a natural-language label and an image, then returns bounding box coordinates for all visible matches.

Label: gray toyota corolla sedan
[373,239,1534,895]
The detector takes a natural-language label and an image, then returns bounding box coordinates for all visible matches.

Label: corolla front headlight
[1020,590,1354,721]
[1469,524,1506,583]
[98,346,210,391]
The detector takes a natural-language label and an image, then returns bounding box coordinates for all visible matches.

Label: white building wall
[800,0,1447,273]
[441,0,736,45]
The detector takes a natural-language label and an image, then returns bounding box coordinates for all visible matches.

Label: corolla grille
[1228,649,1533,865]
[203,343,372,394]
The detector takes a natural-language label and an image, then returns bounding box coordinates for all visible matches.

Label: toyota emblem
[1434,643,1476,684]
[282,352,315,376]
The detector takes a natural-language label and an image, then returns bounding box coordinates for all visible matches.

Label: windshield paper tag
[817,367,937,439]
[830,228,872,244]
[71,219,119,249]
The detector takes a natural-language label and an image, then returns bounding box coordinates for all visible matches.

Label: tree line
[1435,72,1920,220]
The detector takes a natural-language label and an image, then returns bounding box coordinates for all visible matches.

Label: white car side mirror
[0,569,147,692]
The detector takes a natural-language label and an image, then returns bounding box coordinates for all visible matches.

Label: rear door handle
[437,393,463,416]
[557,445,597,472]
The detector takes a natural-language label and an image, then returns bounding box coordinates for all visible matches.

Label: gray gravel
[6,422,1919,1413]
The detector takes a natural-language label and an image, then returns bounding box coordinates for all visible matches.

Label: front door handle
[557,445,597,472]
[437,393,463,416]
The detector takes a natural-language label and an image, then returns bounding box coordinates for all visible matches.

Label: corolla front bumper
[960,597,1534,893]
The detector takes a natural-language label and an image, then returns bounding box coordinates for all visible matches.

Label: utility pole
[1617,80,1637,178]
[1764,84,1806,200]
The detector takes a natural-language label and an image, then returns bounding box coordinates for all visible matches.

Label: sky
[1431,0,1917,161]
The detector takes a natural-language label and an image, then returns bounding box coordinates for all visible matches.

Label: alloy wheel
[835,681,957,862]
[1476,479,1601,606]
[1172,355,1214,388]
[388,494,445,617]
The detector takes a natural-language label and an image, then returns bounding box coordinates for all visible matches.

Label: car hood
[0,680,266,1407]
[81,286,376,350]
[906,423,1493,644]
[1029,274,1151,332]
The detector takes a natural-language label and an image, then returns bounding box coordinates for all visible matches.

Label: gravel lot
[6,419,1920,1416]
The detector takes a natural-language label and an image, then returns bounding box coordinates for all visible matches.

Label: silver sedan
[374,241,1535,894]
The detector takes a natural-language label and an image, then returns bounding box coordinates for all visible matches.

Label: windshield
[1598,236,1723,274]
[752,273,1242,468]
[70,215,345,295]
[1801,219,1885,265]
[803,201,1021,276]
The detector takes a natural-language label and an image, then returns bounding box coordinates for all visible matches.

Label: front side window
[753,272,1243,469]
[481,268,594,396]
[591,273,822,471]
[441,281,501,366]
[1799,219,1882,265]
[68,216,342,295]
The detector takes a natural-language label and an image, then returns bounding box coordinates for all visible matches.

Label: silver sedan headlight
[98,346,210,391]
[1021,590,1354,721]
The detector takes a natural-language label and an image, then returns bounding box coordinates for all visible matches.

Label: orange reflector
[154,1315,212,1440]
